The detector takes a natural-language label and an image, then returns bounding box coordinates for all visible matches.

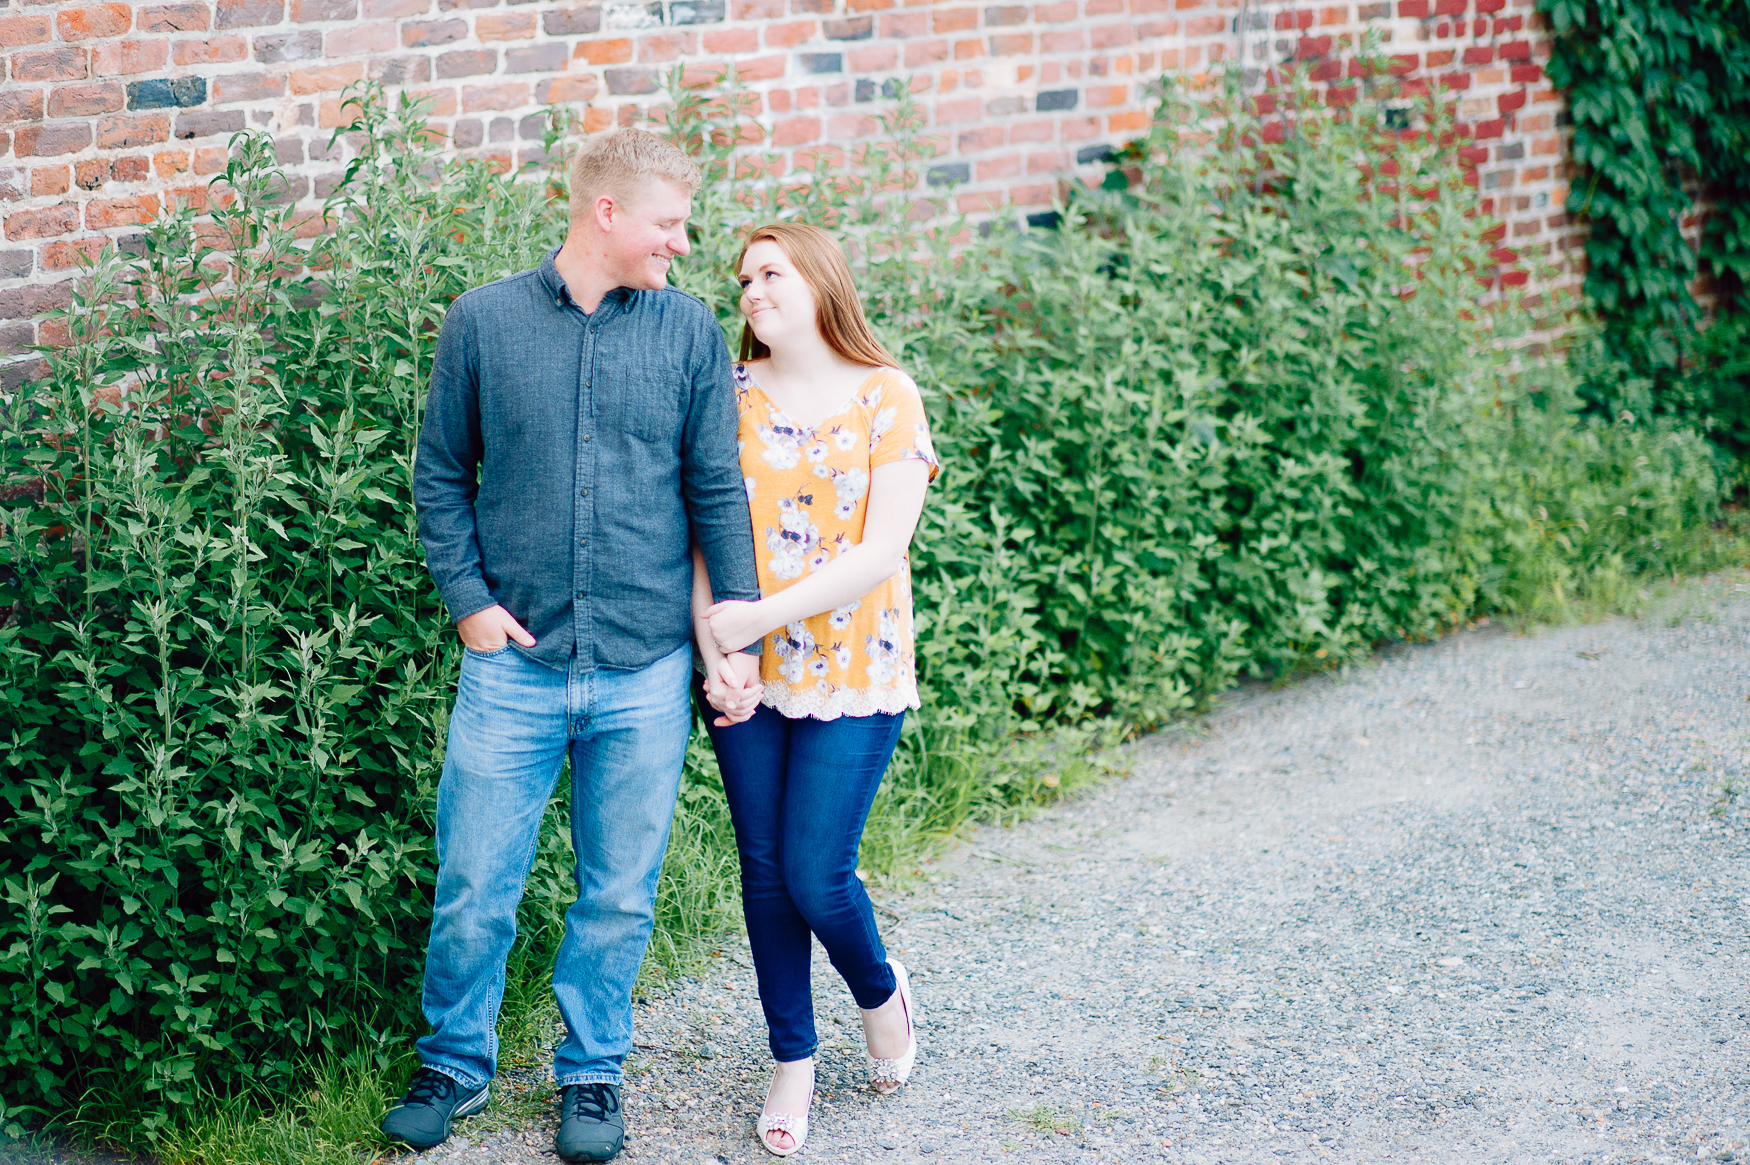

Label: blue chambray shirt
[414,247,761,671]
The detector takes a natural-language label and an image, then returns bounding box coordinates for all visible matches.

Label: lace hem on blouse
[760,679,920,721]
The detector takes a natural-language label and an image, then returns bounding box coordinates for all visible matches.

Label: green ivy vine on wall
[1540,0,1750,452]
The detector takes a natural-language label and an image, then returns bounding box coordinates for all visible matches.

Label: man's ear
[593,193,618,233]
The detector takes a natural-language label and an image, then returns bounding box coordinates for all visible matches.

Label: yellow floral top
[734,362,940,720]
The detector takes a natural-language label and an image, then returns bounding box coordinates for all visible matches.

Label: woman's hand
[705,600,771,656]
[705,653,762,726]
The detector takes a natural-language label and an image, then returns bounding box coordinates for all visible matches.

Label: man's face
[603,179,693,290]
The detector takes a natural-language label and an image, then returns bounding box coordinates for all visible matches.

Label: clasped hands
[701,599,768,727]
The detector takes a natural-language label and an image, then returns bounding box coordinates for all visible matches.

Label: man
[387,128,761,1162]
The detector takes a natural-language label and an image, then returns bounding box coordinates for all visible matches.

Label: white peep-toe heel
[756,1067,813,1157]
[867,957,918,1094]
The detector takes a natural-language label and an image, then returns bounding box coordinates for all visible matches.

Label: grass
[1006,1103,1082,1136]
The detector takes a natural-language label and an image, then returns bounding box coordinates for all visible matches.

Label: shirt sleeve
[413,296,497,624]
[679,306,764,652]
[868,372,941,481]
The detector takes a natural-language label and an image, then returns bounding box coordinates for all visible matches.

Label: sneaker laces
[564,1082,620,1122]
[402,1067,460,1107]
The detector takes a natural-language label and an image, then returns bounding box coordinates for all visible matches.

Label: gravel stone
[431,579,1750,1163]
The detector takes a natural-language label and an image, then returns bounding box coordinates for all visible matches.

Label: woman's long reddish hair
[734,222,900,368]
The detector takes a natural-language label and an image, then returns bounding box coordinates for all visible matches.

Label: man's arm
[413,299,499,625]
[678,308,763,652]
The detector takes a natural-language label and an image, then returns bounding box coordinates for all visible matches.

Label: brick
[536,73,598,102]
[32,167,71,196]
[433,49,495,77]
[1500,40,1531,60]
[957,125,1002,150]
[0,15,53,46]
[1498,88,1526,113]
[881,11,926,35]
[577,37,633,62]
[734,54,785,79]
[638,30,695,60]
[505,43,567,71]
[478,11,536,37]
[984,3,1027,22]
[363,0,427,13]
[1433,0,1464,12]
[138,2,211,29]
[773,115,820,144]
[12,50,91,83]
[703,27,757,50]
[369,55,430,83]
[934,7,977,30]
[0,91,46,124]
[5,207,79,243]
[1090,23,1134,47]
[75,159,112,190]
[764,20,814,46]
[403,18,466,45]
[86,195,160,230]
[905,39,948,64]
[291,0,356,17]
[97,113,171,148]
[847,44,895,69]
[16,123,95,157]
[462,80,530,109]
[93,41,171,75]
[1041,29,1082,50]
[57,6,133,40]
[545,6,602,33]
[823,17,873,38]
[985,93,1025,115]
[976,154,1020,180]
[990,32,1032,53]
[177,35,249,62]
[604,65,659,93]
[1358,1,1389,15]
[216,0,285,25]
[1085,83,1126,106]
[255,27,323,58]
[733,0,783,15]
[671,0,724,21]
[0,251,33,279]
[1398,0,1429,14]
[291,62,364,91]
[212,71,283,101]
[1036,87,1076,110]
[114,155,152,182]
[1462,45,1493,65]
[42,239,110,270]
[330,21,395,51]
[49,83,124,118]
[174,108,246,137]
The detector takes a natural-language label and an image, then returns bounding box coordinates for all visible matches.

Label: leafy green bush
[1540,0,1750,451]
[0,62,1734,1145]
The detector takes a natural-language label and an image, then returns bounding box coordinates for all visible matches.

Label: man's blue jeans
[416,642,693,1089]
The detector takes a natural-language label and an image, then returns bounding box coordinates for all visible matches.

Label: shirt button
[582,433,592,442]
[576,591,585,600]
[578,538,588,547]
[580,488,589,497]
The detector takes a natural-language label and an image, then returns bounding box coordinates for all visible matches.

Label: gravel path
[419,576,1750,1165]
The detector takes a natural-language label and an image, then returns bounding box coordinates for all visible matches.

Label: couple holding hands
[383,127,938,1160]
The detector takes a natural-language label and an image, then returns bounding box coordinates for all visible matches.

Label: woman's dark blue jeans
[705,701,904,1063]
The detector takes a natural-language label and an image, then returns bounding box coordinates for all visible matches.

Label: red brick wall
[0,0,1579,383]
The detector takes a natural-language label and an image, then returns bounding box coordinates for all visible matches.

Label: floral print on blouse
[733,362,940,720]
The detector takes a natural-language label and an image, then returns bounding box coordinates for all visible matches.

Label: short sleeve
[867,372,940,482]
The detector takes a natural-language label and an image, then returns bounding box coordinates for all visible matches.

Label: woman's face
[738,239,820,351]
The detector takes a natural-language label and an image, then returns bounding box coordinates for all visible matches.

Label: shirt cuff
[439,578,497,625]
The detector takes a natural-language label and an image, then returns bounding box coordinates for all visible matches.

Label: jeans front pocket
[463,643,513,659]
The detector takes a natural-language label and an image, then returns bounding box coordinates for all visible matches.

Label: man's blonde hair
[567,129,702,223]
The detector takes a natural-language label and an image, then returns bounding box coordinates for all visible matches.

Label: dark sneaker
[556,1082,624,1162]
[381,1066,489,1150]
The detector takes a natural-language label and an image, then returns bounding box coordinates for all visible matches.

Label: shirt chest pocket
[597,354,685,443]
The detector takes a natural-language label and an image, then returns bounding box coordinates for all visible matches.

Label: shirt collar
[539,246,634,318]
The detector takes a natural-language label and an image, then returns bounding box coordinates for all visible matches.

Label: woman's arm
[705,459,932,655]
[693,545,762,725]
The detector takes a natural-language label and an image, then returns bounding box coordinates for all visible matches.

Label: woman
[689,222,939,1157]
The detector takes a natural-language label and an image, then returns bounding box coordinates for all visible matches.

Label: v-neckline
[742,364,887,433]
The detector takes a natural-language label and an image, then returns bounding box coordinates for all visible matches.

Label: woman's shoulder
[856,365,920,405]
